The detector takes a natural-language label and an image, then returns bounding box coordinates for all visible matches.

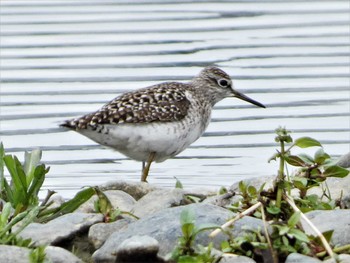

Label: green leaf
[24,149,42,185]
[181,222,195,238]
[247,185,257,196]
[294,137,321,148]
[314,148,330,164]
[38,187,95,222]
[180,207,195,226]
[174,177,183,189]
[293,177,308,189]
[266,205,281,215]
[277,225,290,236]
[178,256,198,263]
[297,154,315,165]
[288,228,309,243]
[285,155,308,167]
[323,165,349,178]
[27,165,47,204]
[287,212,301,228]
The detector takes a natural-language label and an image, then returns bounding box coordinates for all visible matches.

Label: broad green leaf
[13,206,40,235]
[293,177,308,189]
[180,207,195,226]
[294,137,321,148]
[24,149,42,185]
[288,228,309,243]
[266,205,280,215]
[287,211,301,228]
[314,148,330,164]
[323,165,349,178]
[277,225,290,235]
[285,155,308,167]
[247,185,257,196]
[0,203,12,227]
[27,165,47,205]
[297,153,315,165]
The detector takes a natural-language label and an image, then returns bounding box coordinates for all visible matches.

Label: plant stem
[284,194,336,261]
[276,141,285,210]
[209,202,262,238]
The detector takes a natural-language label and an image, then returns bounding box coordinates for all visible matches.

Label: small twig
[209,202,262,238]
[317,244,350,258]
[260,204,278,263]
[284,194,336,260]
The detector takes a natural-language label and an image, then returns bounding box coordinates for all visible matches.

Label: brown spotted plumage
[61,66,265,182]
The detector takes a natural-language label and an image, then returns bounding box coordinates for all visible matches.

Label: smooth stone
[45,246,83,263]
[285,253,322,263]
[323,254,350,263]
[132,188,189,218]
[93,203,267,263]
[99,180,158,200]
[76,190,136,213]
[301,210,350,246]
[307,175,350,207]
[218,253,257,263]
[0,245,31,263]
[19,213,103,246]
[89,218,135,249]
[0,245,83,263]
[337,152,350,168]
[116,235,160,262]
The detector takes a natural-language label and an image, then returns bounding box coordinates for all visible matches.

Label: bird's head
[193,66,265,108]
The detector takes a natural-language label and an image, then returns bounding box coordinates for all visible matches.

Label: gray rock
[323,254,350,263]
[100,180,158,200]
[285,253,322,263]
[301,210,350,246]
[307,174,350,206]
[19,213,103,246]
[116,235,160,263]
[132,188,189,218]
[76,190,136,213]
[229,176,275,193]
[218,253,256,263]
[46,193,65,210]
[337,152,350,168]
[45,246,83,263]
[0,245,31,263]
[203,190,238,207]
[0,245,83,263]
[93,203,266,263]
[89,218,135,249]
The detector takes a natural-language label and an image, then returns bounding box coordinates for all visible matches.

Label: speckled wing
[61,83,191,130]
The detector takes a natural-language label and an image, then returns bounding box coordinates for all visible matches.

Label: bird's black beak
[232,90,266,108]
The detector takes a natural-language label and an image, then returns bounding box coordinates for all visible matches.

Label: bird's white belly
[79,118,207,162]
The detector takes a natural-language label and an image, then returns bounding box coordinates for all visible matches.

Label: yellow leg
[141,152,156,182]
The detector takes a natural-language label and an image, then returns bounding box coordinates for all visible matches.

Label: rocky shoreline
[1,153,349,263]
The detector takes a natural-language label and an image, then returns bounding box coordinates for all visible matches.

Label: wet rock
[301,210,350,246]
[100,180,158,200]
[76,190,136,213]
[89,218,135,249]
[115,235,163,263]
[132,188,189,218]
[285,253,322,263]
[93,203,267,263]
[19,213,103,246]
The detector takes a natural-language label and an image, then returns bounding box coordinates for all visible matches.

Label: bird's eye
[218,79,229,88]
